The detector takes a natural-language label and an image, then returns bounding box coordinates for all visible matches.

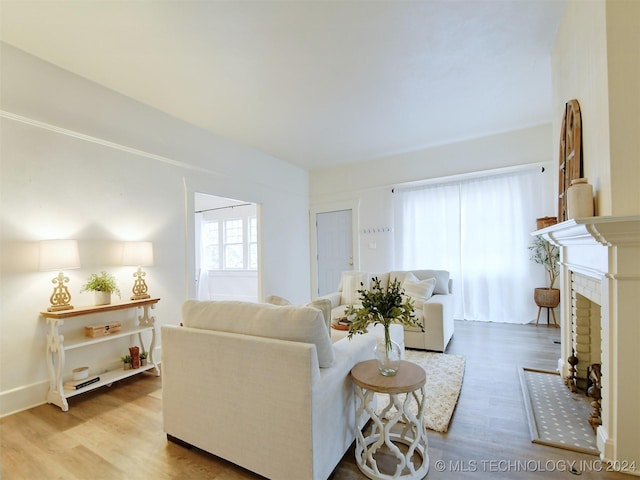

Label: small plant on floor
[140,351,148,365]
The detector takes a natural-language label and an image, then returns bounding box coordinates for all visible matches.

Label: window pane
[204,245,219,269]
[225,244,244,269]
[204,222,219,244]
[202,221,219,269]
[249,243,258,270]
[249,217,257,242]
[225,219,243,243]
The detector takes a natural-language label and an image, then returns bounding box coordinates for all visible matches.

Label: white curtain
[395,169,546,323]
[195,212,211,300]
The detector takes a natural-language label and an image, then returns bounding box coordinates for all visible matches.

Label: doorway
[316,209,353,296]
[194,192,259,302]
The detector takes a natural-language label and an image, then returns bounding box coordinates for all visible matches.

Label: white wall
[605,0,640,216]
[552,0,611,216]
[0,43,310,416]
[552,0,640,217]
[309,124,556,289]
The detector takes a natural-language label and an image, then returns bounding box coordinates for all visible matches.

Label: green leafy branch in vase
[345,277,424,353]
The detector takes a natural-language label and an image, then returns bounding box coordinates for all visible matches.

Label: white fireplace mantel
[535,215,640,473]
[538,215,640,247]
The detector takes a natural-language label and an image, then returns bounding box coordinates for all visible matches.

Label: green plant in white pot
[121,354,132,370]
[81,271,121,306]
[529,235,561,320]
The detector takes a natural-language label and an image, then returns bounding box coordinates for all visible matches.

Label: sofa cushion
[265,296,331,336]
[306,298,332,333]
[264,295,291,306]
[340,271,371,305]
[182,300,334,367]
[390,270,450,295]
[402,272,437,306]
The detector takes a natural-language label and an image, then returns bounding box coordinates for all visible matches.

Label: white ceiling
[0,0,566,170]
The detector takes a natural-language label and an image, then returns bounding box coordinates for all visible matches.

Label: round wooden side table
[351,360,429,480]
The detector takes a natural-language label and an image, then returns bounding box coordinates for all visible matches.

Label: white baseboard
[0,380,49,418]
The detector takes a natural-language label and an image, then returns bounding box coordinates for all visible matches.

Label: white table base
[354,386,429,479]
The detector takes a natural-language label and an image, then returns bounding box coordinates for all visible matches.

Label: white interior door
[316,209,353,296]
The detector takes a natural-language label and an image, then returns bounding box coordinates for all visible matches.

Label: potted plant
[345,277,423,376]
[140,351,148,366]
[81,271,121,305]
[121,355,132,370]
[529,235,560,309]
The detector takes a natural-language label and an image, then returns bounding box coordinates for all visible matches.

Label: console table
[351,360,429,480]
[40,298,160,411]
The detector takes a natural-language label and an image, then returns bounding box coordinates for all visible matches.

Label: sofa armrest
[420,293,454,351]
[311,333,376,478]
[318,291,342,309]
[162,325,320,479]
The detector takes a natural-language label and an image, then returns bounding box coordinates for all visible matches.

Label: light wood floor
[1,320,632,479]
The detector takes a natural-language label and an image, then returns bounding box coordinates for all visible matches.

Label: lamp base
[130,268,150,301]
[130,294,151,301]
[48,304,74,312]
[48,272,75,312]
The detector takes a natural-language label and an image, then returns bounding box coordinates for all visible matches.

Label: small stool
[536,306,558,327]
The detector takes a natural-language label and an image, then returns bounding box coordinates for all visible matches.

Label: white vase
[567,178,594,219]
[374,338,401,376]
[94,291,111,306]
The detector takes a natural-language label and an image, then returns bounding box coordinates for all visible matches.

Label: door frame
[188,189,263,302]
[309,199,360,299]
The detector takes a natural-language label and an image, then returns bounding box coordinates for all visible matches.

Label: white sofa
[321,270,454,352]
[162,300,403,480]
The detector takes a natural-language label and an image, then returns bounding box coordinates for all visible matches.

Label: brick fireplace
[570,272,602,389]
[539,216,640,472]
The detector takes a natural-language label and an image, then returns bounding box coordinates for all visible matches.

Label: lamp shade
[39,239,81,271]
[122,241,154,267]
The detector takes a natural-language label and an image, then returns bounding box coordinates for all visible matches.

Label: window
[224,219,244,269]
[249,216,258,269]
[201,215,257,271]
[395,169,548,323]
[202,221,220,269]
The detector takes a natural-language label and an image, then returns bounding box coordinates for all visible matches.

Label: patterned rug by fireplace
[519,367,598,455]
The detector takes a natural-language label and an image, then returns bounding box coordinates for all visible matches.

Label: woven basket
[534,288,560,308]
[536,217,558,230]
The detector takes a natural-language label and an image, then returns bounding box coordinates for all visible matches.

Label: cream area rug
[376,349,465,433]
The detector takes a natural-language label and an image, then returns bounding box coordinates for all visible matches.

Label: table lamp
[39,239,81,312]
[122,241,154,300]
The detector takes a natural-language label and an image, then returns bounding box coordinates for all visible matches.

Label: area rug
[376,350,465,433]
[519,367,598,455]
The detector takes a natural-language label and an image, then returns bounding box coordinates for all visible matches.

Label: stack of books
[64,376,100,390]
[331,317,352,331]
